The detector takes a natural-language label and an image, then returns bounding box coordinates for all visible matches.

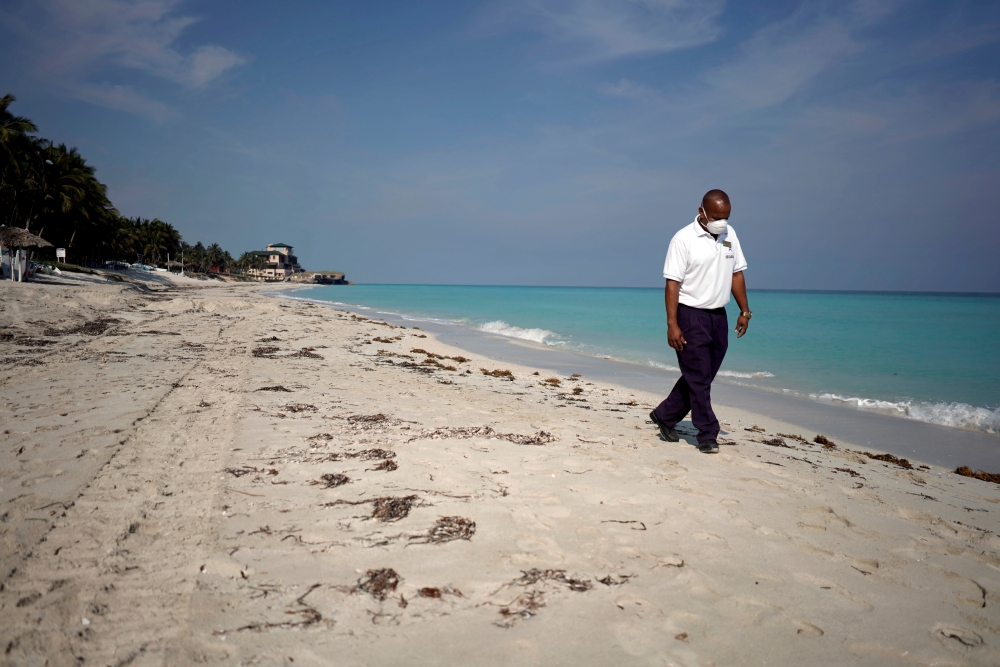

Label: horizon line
[338,283,1000,297]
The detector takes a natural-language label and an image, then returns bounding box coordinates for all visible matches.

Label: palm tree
[199,243,234,273]
[0,93,237,270]
[236,251,266,275]
[183,241,207,273]
[0,94,39,228]
[33,143,110,244]
[153,219,182,261]
[110,216,137,261]
[0,94,37,147]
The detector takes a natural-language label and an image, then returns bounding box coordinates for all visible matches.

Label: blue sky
[2,0,998,290]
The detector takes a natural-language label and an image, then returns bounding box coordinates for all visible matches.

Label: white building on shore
[247,243,304,280]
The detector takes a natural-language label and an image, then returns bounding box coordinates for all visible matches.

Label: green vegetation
[0,94,244,272]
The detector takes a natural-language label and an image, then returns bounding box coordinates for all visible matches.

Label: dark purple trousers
[653,304,729,443]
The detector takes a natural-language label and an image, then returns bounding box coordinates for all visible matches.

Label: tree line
[0,94,265,273]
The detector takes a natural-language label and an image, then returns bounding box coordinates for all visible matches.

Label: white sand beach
[3,277,1000,666]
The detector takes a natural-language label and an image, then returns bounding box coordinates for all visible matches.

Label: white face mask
[705,218,728,235]
[700,208,728,235]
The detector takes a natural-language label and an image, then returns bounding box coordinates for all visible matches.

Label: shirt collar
[692,218,713,238]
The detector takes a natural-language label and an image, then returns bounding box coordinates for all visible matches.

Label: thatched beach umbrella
[0,226,53,250]
[0,226,53,282]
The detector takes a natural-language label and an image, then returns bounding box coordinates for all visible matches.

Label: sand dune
[2,279,999,666]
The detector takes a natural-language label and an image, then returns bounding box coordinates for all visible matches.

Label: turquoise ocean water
[296,285,1000,435]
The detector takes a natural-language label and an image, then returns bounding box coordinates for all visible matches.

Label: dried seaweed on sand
[512,568,592,592]
[252,346,280,357]
[481,368,515,380]
[290,347,324,359]
[44,317,122,337]
[346,413,395,427]
[409,516,476,545]
[407,425,555,446]
[497,591,545,627]
[370,459,398,472]
[418,586,463,599]
[814,434,837,449]
[256,385,292,392]
[225,466,278,478]
[954,466,1000,484]
[309,473,349,488]
[372,496,419,521]
[211,582,326,634]
[356,568,400,601]
[322,495,422,521]
[493,569,592,627]
[411,349,467,363]
[863,452,913,469]
[281,403,317,413]
[344,448,396,460]
[422,358,458,371]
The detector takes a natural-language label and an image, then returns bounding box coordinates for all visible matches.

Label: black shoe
[698,439,720,454]
[649,410,679,442]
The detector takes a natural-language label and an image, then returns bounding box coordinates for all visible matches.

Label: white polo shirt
[663,219,748,309]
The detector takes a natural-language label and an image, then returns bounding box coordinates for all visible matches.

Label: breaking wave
[477,320,560,345]
[647,360,681,372]
[647,360,772,379]
[811,394,1000,435]
[717,369,775,379]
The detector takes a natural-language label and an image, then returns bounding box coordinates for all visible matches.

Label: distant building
[288,271,349,285]
[248,243,304,280]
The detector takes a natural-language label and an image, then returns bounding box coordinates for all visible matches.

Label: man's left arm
[732,271,750,338]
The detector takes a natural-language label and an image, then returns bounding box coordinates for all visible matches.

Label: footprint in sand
[933,623,983,649]
[792,621,824,637]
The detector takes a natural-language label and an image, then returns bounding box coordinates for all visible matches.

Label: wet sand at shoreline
[283,289,1000,472]
[3,278,1000,666]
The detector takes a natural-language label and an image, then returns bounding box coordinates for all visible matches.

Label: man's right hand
[668,324,687,351]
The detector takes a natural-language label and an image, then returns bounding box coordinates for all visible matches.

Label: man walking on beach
[650,189,752,454]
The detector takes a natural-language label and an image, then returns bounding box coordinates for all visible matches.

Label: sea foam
[717,369,775,379]
[647,360,772,378]
[478,320,559,345]
[812,393,1000,435]
[647,360,681,372]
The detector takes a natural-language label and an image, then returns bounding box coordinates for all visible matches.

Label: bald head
[700,189,731,222]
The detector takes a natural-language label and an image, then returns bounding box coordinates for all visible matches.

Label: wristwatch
[740,311,753,319]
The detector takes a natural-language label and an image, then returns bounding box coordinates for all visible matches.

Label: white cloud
[67,81,176,123]
[27,0,246,87]
[710,20,862,109]
[476,0,726,64]
[2,0,246,119]
[187,46,247,87]
[589,8,867,138]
